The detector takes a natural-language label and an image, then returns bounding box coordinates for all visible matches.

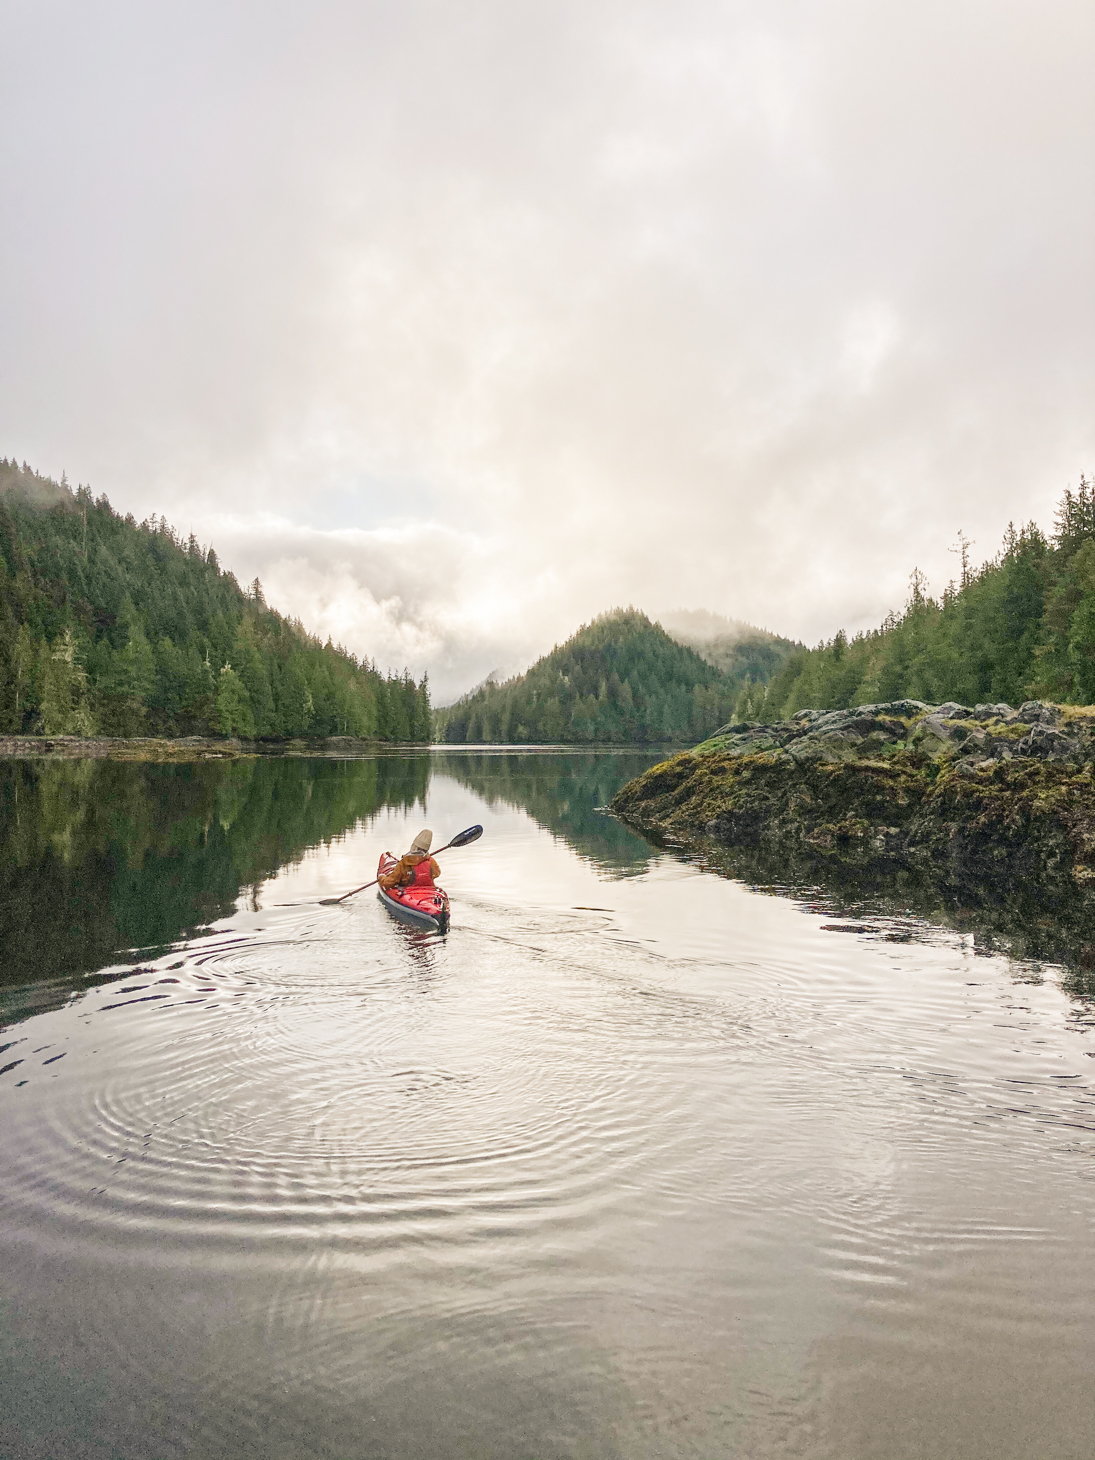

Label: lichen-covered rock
[909,714,971,757]
[787,730,863,764]
[1018,701,1061,725]
[848,700,931,718]
[695,698,1095,769]
[1016,725,1080,761]
[973,703,1017,721]
[956,726,989,754]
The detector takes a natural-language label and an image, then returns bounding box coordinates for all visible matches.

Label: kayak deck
[376,853,450,933]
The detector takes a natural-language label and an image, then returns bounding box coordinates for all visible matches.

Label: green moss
[974,719,1028,739]
[611,743,1095,919]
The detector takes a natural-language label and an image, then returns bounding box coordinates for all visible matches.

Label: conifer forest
[752,476,1095,721]
[436,609,744,744]
[5,458,1095,749]
[0,461,430,740]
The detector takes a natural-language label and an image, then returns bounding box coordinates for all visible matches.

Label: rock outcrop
[611,701,1095,920]
[701,699,1094,769]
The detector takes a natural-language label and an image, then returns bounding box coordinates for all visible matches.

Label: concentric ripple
[1,913,738,1277]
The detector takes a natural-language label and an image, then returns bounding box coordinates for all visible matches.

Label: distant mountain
[658,608,802,688]
[0,458,429,740]
[435,608,739,744]
[440,667,510,706]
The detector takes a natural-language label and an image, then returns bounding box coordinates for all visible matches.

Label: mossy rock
[611,734,1095,920]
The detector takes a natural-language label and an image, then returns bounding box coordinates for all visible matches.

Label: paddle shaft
[329,834,468,904]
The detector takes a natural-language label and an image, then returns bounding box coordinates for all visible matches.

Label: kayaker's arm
[379,854,414,889]
[320,826,480,907]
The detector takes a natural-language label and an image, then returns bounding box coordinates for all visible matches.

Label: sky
[2,0,1093,702]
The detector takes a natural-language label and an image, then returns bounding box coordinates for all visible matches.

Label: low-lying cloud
[2,0,1092,701]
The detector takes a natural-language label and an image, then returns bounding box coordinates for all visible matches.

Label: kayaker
[378,829,441,891]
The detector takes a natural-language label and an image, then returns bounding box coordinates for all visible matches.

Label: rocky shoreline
[0,735,421,762]
[611,700,1095,931]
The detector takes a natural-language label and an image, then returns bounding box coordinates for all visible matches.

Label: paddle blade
[449,824,484,848]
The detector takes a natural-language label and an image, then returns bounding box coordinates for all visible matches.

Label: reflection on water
[0,751,662,1024]
[655,829,1095,996]
[2,749,1095,1460]
[434,747,661,874]
[0,754,429,994]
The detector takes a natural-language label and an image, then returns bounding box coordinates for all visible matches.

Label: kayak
[376,852,450,934]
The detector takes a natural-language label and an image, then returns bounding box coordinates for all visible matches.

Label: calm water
[2,749,1094,1460]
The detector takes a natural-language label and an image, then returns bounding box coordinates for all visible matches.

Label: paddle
[320,824,484,905]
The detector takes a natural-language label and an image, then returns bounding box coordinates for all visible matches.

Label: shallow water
[2,749,1094,1459]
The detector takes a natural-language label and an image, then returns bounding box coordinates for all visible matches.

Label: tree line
[742,475,1095,721]
[0,460,430,740]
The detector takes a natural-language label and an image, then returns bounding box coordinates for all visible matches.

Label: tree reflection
[433,749,663,875]
[0,748,664,1022]
[0,755,429,991]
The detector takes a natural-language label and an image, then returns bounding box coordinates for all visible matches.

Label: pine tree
[216,665,255,738]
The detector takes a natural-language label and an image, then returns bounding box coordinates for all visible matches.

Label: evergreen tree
[216,665,255,738]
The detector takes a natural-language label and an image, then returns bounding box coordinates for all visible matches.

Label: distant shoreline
[0,735,430,762]
[0,737,696,762]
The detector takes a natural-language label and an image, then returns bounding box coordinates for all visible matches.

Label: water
[2,749,1095,1459]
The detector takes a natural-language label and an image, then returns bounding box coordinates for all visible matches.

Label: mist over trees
[0,461,430,740]
[658,608,801,685]
[748,476,1095,721]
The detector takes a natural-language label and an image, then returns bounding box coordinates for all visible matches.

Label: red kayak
[376,852,450,934]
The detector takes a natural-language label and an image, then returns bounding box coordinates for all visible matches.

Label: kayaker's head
[409,829,433,857]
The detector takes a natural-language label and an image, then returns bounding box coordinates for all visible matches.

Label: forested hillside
[750,476,1095,720]
[0,460,430,740]
[436,609,738,744]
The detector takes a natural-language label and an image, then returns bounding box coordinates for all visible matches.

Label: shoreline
[0,736,699,762]
[0,734,430,762]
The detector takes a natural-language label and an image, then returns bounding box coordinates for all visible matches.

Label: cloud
[204,513,538,702]
[2,0,1093,696]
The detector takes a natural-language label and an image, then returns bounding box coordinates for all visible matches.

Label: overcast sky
[2,0,1093,700]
